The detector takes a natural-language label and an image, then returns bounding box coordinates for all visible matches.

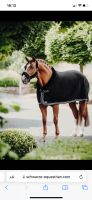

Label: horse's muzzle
[21,71,37,84]
[21,72,30,84]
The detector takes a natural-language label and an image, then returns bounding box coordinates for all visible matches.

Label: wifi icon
[78,4,82,7]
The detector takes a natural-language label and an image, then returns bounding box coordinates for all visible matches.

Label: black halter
[22,60,38,82]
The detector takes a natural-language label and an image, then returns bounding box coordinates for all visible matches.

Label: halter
[22,60,38,82]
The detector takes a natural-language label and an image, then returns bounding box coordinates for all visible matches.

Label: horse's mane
[37,59,51,69]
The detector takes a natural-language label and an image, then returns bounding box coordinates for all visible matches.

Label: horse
[21,57,90,141]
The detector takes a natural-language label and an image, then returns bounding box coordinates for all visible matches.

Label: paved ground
[0,93,92,139]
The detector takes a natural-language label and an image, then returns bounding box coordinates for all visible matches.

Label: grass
[21,138,92,160]
[0,77,19,87]
[0,70,20,87]
[0,69,36,89]
[0,134,92,160]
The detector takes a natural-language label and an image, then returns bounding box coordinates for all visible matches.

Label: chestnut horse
[21,57,90,141]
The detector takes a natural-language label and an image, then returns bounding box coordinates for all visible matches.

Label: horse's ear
[25,57,29,62]
[32,57,36,62]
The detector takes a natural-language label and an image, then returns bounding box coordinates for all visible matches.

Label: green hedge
[0,77,19,87]
[0,141,18,160]
[0,129,37,157]
[45,22,92,68]
[0,104,9,113]
[11,104,20,112]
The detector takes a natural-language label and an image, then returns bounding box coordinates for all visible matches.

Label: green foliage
[0,136,92,160]
[0,56,12,69]
[0,116,4,127]
[0,104,9,113]
[9,50,25,72]
[0,108,7,127]
[60,21,77,28]
[0,141,11,159]
[0,21,52,61]
[0,141,19,160]
[21,138,92,160]
[0,129,37,157]
[45,23,62,63]
[45,22,92,68]
[0,77,19,87]
[6,150,19,160]
[0,22,33,60]
[22,21,52,58]
[30,79,37,89]
[11,104,20,112]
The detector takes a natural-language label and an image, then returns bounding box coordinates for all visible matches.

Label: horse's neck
[37,62,52,87]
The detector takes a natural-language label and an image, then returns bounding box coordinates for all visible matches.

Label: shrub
[0,129,37,157]
[9,50,25,72]
[0,141,19,160]
[6,150,19,160]
[0,77,19,87]
[0,104,9,113]
[0,141,10,159]
[11,104,20,112]
[0,116,7,128]
[45,22,92,73]
[22,21,52,59]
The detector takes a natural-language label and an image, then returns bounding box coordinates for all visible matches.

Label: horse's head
[21,57,38,84]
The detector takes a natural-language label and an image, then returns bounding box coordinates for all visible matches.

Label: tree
[22,21,52,59]
[45,22,92,73]
[0,21,52,61]
[0,21,35,60]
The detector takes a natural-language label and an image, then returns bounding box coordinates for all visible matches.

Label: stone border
[0,86,36,94]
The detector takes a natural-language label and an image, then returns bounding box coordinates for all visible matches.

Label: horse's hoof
[43,137,46,142]
[40,134,47,142]
[40,138,46,142]
[78,130,84,137]
[79,134,84,137]
[72,134,77,137]
[55,134,60,139]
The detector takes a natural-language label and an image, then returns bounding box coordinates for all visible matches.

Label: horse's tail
[84,103,90,127]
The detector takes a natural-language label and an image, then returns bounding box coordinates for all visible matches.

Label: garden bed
[0,87,19,94]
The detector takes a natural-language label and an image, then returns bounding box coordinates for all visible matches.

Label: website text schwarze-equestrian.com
[0,170,92,200]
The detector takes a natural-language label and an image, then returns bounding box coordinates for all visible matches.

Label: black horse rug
[36,67,89,106]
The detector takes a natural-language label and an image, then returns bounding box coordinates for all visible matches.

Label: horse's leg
[69,102,79,136]
[78,101,90,136]
[39,104,47,141]
[52,104,60,138]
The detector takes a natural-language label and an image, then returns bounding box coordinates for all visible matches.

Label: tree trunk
[80,64,83,73]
